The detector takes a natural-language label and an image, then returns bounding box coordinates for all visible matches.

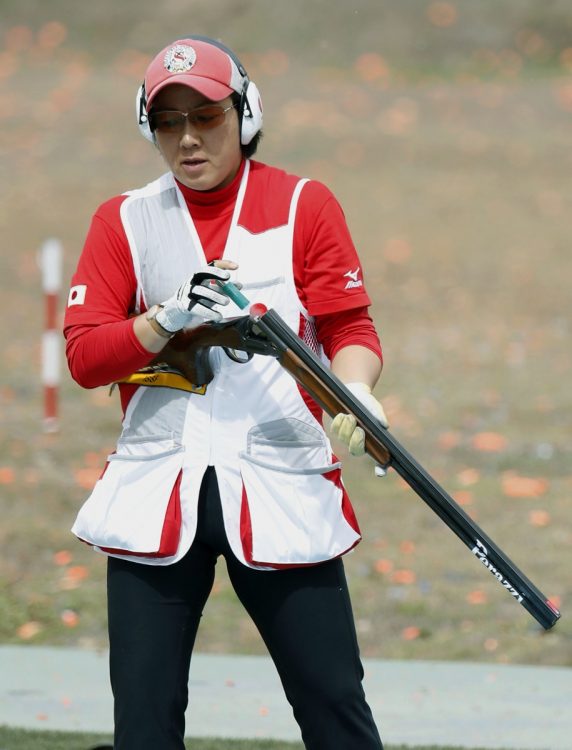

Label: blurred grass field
[0,0,571,668]
[0,726,512,750]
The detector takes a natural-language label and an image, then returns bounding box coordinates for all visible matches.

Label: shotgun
[150,303,561,631]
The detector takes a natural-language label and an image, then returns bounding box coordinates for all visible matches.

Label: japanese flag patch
[67,284,87,306]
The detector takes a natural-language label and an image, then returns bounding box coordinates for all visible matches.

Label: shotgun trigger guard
[223,347,253,364]
[234,318,281,359]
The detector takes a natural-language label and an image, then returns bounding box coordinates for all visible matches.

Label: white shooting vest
[72,161,361,568]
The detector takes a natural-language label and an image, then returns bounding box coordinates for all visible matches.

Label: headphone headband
[184,35,249,79]
[136,36,263,146]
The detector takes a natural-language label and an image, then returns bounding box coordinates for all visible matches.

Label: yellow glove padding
[330,382,389,456]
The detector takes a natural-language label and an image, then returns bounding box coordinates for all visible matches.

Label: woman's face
[151,84,242,191]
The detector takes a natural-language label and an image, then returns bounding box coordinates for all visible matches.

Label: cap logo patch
[164,44,197,74]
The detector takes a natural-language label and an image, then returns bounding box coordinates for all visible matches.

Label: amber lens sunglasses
[148,103,238,134]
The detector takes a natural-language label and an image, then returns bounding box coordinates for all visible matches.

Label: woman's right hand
[155,264,234,333]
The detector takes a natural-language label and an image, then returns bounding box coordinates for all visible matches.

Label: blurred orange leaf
[399,540,416,554]
[60,609,79,628]
[84,451,103,468]
[74,466,102,490]
[502,472,549,498]
[472,432,508,452]
[68,565,88,581]
[457,468,480,486]
[528,509,551,527]
[391,569,416,585]
[466,590,487,605]
[0,467,15,484]
[60,565,89,590]
[453,490,473,506]
[484,638,499,652]
[374,558,393,574]
[53,550,72,566]
[17,621,42,640]
[401,625,421,641]
[354,53,389,82]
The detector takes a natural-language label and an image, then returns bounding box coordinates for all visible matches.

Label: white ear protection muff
[135,36,263,146]
[136,83,155,143]
[239,80,263,145]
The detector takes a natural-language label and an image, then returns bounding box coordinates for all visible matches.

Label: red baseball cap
[144,39,245,110]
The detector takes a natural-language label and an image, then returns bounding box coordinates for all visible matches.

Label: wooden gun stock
[153,306,561,631]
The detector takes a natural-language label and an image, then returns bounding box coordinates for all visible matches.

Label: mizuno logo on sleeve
[343,267,363,289]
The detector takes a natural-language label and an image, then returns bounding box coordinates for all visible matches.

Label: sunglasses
[148,103,238,134]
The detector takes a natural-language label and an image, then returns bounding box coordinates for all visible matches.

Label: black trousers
[107,467,383,750]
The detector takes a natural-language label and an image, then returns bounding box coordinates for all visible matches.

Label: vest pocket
[239,419,361,567]
[71,438,184,558]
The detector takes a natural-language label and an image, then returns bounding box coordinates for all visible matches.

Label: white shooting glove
[330,382,389,472]
[155,266,231,333]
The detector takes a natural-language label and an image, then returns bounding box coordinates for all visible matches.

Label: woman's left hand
[330,382,388,456]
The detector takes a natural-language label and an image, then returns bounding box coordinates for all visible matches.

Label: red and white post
[40,238,63,433]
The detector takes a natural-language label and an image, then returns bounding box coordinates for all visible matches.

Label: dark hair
[242,129,263,158]
[232,92,263,158]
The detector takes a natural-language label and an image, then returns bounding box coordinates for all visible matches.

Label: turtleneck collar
[175,159,246,208]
